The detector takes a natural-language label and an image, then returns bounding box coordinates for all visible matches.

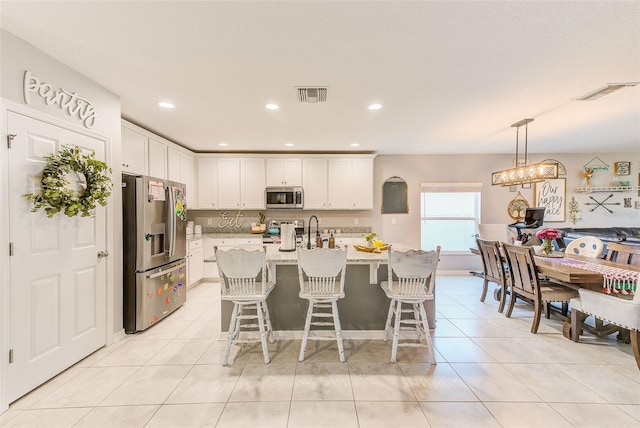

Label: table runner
[539,257,638,294]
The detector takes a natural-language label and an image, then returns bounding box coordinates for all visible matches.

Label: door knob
[97,250,109,258]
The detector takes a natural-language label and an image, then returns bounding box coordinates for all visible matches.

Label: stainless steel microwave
[265,187,303,209]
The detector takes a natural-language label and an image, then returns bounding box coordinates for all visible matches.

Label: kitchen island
[220,244,438,338]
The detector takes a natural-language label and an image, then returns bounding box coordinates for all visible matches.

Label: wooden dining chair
[476,238,509,312]
[605,242,640,266]
[501,243,578,333]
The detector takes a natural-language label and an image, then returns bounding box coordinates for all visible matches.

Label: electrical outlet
[391,217,396,225]
[354,218,359,225]
[207,218,213,225]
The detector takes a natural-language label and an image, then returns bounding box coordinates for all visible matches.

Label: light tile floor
[2,276,639,427]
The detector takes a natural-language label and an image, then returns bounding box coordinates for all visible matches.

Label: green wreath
[25,145,113,218]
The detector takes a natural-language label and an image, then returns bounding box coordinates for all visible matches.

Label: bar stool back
[380,247,440,363]
[297,247,348,362]
[215,245,274,365]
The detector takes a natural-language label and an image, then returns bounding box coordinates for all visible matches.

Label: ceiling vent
[577,82,639,101]
[297,87,327,103]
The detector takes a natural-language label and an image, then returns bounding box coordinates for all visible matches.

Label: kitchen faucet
[307,215,320,249]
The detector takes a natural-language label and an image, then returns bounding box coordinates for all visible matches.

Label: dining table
[471,246,639,340]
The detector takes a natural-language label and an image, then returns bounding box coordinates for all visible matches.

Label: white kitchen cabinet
[216,158,265,210]
[168,147,195,208]
[350,158,374,209]
[187,239,203,286]
[241,158,265,209]
[302,158,328,209]
[266,158,302,186]
[216,158,241,209]
[197,158,218,209]
[148,137,167,179]
[303,157,373,210]
[121,127,147,175]
[327,159,352,209]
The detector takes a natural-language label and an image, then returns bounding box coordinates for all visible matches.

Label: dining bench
[569,289,640,369]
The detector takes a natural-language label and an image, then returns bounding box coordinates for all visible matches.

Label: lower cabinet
[187,239,203,286]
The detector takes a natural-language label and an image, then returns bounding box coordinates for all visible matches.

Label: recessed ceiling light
[158,101,175,109]
[368,103,382,110]
[218,142,228,147]
[284,143,294,147]
[351,143,360,147]
[265,103,280,110]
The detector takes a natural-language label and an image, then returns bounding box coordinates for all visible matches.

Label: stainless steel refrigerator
[122,174,188,333]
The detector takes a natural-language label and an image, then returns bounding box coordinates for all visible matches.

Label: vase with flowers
[536,228,560,256]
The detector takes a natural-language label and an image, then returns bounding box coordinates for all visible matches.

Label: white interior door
[7,112,107,403]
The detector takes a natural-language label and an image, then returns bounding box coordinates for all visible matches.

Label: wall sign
[218,211,246,228]
[23,70,97,128]
[534,178,565,222]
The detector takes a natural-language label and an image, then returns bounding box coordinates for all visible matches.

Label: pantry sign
[23,70,97,128]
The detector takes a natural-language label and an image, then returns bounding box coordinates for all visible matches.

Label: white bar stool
[380,246,441,363]
[215,245,275,365]
[296,247,348,362]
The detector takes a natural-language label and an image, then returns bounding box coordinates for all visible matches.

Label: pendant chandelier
[491,118,559,186]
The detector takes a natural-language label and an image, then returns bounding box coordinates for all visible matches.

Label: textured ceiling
[1,1,639,154]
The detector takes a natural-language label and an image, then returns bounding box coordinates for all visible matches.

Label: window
[420,183,482,252]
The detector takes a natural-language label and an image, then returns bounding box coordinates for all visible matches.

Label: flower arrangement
[536,228,560,255]
[536,228,560,241]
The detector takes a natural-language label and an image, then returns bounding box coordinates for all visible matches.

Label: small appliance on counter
[263,219,305,245]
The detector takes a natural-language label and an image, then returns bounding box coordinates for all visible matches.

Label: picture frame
[534,178,566,222]
[614,161,630,176]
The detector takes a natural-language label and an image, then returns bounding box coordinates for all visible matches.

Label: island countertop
[265,244,397,264]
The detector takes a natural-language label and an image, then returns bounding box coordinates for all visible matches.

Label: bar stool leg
[331,300,346,363]
[418,302,436,365]
[299,301,314,362]
[224,303,240,366]
[256,301,270,364]
[391,300,402,363]
[384,299,395,342]
[263,300,275,343]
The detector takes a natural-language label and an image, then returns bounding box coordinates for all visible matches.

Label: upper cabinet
[121,127,147,175]
[302,158,328,209]
[197,157,218,209]
[168,147,195,208]
[266,158,302,186]
[121,120,196,207]
[303,157,374,210]
[216,157,265,210]
[148,138,167,179]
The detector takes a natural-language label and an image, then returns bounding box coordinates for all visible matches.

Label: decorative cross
[584,194,620,213]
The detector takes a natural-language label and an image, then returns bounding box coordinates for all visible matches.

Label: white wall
[0,29,123,412]
[193,153,638,272]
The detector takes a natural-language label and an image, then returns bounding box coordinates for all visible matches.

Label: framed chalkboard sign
[382,176,408,213]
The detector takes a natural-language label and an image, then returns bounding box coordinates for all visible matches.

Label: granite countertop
[264,243,403,264]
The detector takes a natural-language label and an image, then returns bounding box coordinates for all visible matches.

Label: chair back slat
[387,247,440,297]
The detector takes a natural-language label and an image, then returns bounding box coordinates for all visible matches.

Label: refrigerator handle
[147,261,186,279]
[166,184,176,257]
